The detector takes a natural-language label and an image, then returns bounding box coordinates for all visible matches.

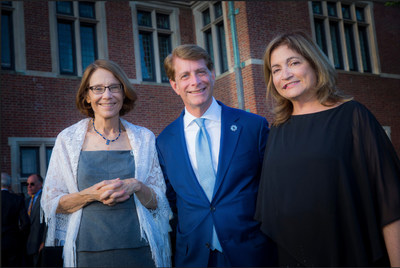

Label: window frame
[1,8,14,70]
[20,147,41,178]
[80,21,98,72]
[57,18,77,75]
[49,1,108,77]
[8,137,56,193]
[131,2,180,84]
[309,1,378,74]
[193,1,230,76]
[1,1,26,72]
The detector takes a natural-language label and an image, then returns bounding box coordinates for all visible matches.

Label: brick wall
[106,1,136,78]
[373,2,400,74]
[24,1,52,72]
[214,72,237,108]
[125,84,183,136]
[1,74,83,173]
[179,7,196,45]
[338,72,400,152]
[244,1,311,59]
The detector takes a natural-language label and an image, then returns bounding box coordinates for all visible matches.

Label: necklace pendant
[92,119,121,146]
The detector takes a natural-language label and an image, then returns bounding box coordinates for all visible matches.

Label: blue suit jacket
[156,101,277,267]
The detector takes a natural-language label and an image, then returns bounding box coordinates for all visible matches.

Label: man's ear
[211,69,216,81]
[170,79,179,95]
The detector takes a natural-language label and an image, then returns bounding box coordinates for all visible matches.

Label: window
[1,2,26,72]
[1,2,15,70]
[56,1,97,74]
[19,146,53,178]
[8,138,56,193]
[1,3,14,70]
[20,147,40,177]
[195,2,229,75]
[50,1,104,76]
[329,20,343,69]
[1,1,25,72]
[311,1,376,73]
[132,3,179,83]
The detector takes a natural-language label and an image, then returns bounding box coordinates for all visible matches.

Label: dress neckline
[290,100,352,118]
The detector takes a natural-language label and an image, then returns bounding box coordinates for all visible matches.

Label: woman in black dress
[255,31,400,266]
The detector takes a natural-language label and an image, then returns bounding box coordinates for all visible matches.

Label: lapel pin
[230,125,237,132]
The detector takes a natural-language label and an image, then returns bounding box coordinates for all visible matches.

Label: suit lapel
[30,192,42,220]
[174,113,193,173]
[213,103,242,198]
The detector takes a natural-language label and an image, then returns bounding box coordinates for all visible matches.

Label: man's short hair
[164,44,214,81]
[29,174,43,184]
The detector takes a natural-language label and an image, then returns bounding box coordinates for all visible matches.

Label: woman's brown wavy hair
[263,31,352,126]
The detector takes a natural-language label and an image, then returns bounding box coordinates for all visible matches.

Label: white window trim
[193,1,231,76]
[309,1,379,74]
[8,137,56,192]
[48,1,108,76]
[2,2,26,72]
[130,1,180,84]
[14,2,26,72]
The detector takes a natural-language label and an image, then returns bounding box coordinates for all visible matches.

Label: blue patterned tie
[194,118,222,252]
[194,118,215,201]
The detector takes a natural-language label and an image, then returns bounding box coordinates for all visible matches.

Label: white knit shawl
[41,118,172,267]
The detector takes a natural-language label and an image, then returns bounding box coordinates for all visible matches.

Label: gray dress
[76,150,155,267]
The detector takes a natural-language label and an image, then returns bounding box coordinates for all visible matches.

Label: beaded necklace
[92,119,121,145]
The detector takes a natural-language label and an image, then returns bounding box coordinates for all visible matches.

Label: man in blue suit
[156,44,277,267]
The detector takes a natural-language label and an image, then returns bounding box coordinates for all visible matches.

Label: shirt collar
[33,189,42,198]
[184,97,221,129]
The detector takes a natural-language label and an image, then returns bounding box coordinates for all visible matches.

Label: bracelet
[144,188,154,206]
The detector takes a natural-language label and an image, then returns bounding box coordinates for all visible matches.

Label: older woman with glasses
[41,59,171,267]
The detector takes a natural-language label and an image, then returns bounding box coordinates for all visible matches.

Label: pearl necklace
[92,119,121,145]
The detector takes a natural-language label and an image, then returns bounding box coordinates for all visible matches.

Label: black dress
[255,101,400,266]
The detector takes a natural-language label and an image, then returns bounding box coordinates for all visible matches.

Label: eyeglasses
[88,84,122,95]
[27,183,35,186]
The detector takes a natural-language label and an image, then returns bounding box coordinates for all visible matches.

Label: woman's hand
[56,178,157,213]
[56,178,128,213]
[99,178,141,206]
[83,178,122,202]
[100,178,157,209]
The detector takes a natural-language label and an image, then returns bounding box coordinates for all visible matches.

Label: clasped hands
[87,178,142,206]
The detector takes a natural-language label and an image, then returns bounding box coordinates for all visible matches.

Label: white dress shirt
[183,97,222,181]
[183,98,223,251]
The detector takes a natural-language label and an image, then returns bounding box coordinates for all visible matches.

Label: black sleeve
[352,103,400,227]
